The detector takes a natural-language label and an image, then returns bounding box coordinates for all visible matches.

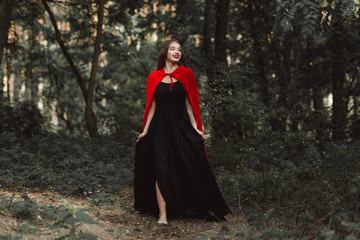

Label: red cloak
[141,66,209,162]
[142,66,203,132]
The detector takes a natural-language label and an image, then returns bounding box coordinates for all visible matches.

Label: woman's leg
[155,181,167,222]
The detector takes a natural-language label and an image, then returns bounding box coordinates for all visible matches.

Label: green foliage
[0,193,98,239]
[0,101,43,137]
[274,0,321,45]
[86,191,119,206]
[215,139,360,238]
[52,207,97,227]
[1,0,359,238]
[16,223,38,235]
[51,207,98,240]
[0,193,40,221]
[203,63,360,238]
[0,131,134,195]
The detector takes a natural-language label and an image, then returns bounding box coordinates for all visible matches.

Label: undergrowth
[1,129,360,239]
[213,135,360,239]
[0,193,98,239]
[0,131,134,198]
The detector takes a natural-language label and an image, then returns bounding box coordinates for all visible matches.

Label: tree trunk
[0,0,14,67]
[42,0,101,138]
[214,0,229,64]
[247,2,269,106]
[206,0,232,140]
[42,0,87,98]
[5,49,10,104]
[85,0,104,138]
[173,0,189,42]
[202,0,213,63]
[312,85,328,140]
[0,0,14,102]
[261,0,288,132]
[26,29,39,106]
[330,18,346,141]
[272,35,292,132]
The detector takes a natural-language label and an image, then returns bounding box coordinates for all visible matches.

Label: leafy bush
[0,101,43,137]
[0,131,134,196]
[0,193,98,239]
[0,193,40,222]
[203,64,360,238]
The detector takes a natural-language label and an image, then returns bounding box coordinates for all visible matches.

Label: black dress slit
[134,81,231,220]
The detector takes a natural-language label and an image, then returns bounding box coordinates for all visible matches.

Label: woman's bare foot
[155,181,167,224]
[157,214,168,224]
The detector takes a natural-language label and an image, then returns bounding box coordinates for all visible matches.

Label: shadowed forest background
[0,0,360,239]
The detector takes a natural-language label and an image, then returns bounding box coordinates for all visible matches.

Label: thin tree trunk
[42,0,101,138]
[290,32,301,132]
[13,63,21,103]
[174,0,189,42]
[262,0,289,131]
[0,0,14,102]
[214,0,229,64]
[42,0,87,99]
[247,2,269,106]
[202,0,214,74]
[312,86,328,140]
[207,0,231,139]
[354,96,358,121]
[330,18,346,141]
[26,29,39,105]
[85,0,104,138]
[0,0,14,67]
[5,49,10,104]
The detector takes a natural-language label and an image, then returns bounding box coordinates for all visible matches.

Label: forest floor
[0,186,252,240]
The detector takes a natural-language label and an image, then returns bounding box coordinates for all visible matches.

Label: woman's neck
[164,60,178,73]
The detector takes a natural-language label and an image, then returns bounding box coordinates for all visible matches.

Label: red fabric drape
[141,66,209,162]
[142,66,203,132]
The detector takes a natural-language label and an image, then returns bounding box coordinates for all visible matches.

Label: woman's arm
[136,99,156,142]
[185,96,205,139]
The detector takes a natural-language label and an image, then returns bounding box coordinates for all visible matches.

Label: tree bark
[214,0,229,64]
[173,0,189,42]
[247,2,269,106]
[0,0,14,67]
[26,29,39,106]
[85,0,104,138]
[261,0,288,131]
[42,0,87,99]
[42,0,100,138]
[207,0,232,139]
[330,17,346,141]
[0,0,14,102]
[202,0,214,64]
[312,85,328,140]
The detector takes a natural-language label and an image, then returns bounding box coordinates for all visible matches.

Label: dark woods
[1,0,360,238]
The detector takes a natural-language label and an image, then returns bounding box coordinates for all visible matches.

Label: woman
[134,39,231,224]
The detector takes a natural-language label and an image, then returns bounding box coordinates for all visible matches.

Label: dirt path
[0,187,249,240]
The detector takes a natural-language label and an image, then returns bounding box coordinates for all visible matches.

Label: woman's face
[166,42,182,63]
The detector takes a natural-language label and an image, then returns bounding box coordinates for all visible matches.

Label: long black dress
[134,80,231,220]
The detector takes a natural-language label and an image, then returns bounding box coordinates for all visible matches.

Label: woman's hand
[196,129,206,140]
[136,131,147,142]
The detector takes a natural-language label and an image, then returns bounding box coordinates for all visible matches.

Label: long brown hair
[156,39,187,70]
